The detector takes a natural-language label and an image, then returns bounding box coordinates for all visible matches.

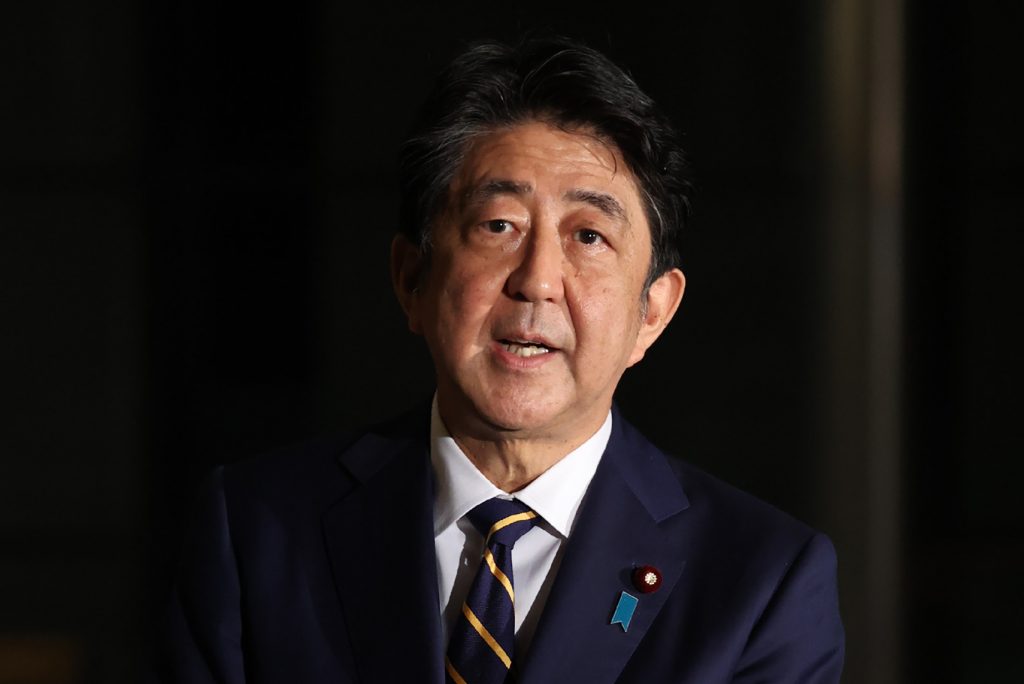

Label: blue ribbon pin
[610,591,639,632]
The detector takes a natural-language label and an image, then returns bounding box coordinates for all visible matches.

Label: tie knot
[467,498,539,549]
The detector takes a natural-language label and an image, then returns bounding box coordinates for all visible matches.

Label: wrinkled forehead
[445,121,645,217]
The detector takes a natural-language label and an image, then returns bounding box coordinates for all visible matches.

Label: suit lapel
[321,413,445,684]
[518,410,691,684]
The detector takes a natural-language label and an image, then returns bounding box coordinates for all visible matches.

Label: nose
[505,226,566,303]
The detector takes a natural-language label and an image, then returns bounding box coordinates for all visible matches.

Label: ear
[390,234,426,334]
[627,268,686,367]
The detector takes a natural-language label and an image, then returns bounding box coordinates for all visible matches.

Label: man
[160,36,844,683]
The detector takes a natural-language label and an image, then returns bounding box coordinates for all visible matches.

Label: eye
[575,228,605,246]
[483,219,514,234]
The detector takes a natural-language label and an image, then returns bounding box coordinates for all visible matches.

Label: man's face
[395,120,684,443]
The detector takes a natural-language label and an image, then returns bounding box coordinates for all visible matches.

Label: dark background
[2,1,1021,682]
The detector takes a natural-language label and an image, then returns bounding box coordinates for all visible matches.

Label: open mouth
[499,339,553,358]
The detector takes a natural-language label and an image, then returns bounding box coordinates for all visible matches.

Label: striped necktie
[445,498,539,684]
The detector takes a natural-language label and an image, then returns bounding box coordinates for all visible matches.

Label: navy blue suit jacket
[160,407,844,683]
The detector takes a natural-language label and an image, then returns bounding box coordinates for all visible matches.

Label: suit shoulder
[656,453,833,576]
[656,455,844,681]
[611,408,823,554]
[217,407,429,509]
[674,455,817,540]
[218,436,358,499]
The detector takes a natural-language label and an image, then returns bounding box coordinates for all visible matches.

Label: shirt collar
[430,396,611,539]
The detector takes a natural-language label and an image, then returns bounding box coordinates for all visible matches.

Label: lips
[494,327,562,360]
[499,339,552,357]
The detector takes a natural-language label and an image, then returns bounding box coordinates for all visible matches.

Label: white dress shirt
[431,399,611,656]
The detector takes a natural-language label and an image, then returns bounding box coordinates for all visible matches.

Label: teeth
[503,341,551,357]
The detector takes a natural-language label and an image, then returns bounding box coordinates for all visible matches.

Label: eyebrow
[564,188,628,223]
[461,179,628,223]
[462,179,532,208]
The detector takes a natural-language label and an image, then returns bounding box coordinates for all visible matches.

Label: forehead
[449,121,646,217]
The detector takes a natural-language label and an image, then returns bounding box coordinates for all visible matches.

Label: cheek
[573,273,630,317]
[437,263,511,335]
[573,284,642,352]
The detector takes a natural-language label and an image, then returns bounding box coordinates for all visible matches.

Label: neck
[436,399,610,492]
[451,433,587,492]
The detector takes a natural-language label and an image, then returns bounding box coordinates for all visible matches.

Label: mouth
[498,338,555,358]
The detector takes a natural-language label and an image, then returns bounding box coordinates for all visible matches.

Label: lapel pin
[632,565,662,594]
[610,591,639,632]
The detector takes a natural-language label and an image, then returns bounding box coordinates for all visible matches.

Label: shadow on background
[1,1,1021,682]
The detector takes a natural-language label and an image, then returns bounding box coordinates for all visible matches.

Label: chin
[472,390,571,435]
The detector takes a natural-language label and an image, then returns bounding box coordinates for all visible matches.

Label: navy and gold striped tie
[445,498,539,684]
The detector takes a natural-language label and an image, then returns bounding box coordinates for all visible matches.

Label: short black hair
[398,35,693,288]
